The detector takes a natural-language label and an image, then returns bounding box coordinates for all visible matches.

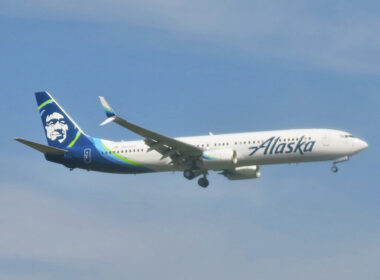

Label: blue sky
[0,1,379,279]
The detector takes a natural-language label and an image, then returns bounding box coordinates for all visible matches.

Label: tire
[198,177,209,188]
[184,170,195,180]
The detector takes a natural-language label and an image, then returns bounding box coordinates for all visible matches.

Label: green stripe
[104,106,113,112]
[102,143,145,167]
[38,99,53,110]
[203,154,217,160]
[67,131,81,148]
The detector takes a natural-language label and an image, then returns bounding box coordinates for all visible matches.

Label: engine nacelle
[202,149,237,170]
[221,165,261,180]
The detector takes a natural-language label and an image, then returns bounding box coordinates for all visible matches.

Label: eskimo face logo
[45,112,69,143]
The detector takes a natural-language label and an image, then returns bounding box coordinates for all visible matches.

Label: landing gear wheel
[184,169,195,180]
[198,177,209,188]
[331,166,338,173]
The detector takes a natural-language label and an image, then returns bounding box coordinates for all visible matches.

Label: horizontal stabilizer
[14,138,68,155]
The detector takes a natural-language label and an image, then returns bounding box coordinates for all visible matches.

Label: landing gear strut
[331,156,349,173]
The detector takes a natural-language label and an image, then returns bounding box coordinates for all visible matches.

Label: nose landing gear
[331,156,349,173]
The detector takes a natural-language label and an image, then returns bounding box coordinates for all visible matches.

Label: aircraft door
[322,134,330,146]
[84,148,91,164]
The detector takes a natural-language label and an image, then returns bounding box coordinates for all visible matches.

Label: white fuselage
[99,129,368,172]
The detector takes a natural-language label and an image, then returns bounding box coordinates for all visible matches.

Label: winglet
[99,96,116,118]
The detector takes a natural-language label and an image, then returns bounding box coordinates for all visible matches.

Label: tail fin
[35,91,87,149]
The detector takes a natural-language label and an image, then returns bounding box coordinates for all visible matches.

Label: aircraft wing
[99,97,203,164]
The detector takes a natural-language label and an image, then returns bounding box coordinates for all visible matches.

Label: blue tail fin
[35,91,87,149]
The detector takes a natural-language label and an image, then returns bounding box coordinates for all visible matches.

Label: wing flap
[113,116,202,156]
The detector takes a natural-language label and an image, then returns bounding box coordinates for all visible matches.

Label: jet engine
[202,149,237,170]
[221,165,261,180]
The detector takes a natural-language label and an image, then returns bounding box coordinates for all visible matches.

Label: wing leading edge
[98,96,203,164]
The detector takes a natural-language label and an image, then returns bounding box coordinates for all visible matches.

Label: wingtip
[98,96,116,117]
[99,96,110,107]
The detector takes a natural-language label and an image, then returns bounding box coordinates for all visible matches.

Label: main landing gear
[198,177,209,188]
[331,156,349,173]
[183,169,209,188]
[184,169,195,180]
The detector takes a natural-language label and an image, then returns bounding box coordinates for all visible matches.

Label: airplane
[15,91,368,188]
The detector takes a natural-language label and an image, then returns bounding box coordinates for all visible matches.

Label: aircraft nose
[358,139,368,151]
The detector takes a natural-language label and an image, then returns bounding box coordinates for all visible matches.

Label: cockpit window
[342,134,354,138]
